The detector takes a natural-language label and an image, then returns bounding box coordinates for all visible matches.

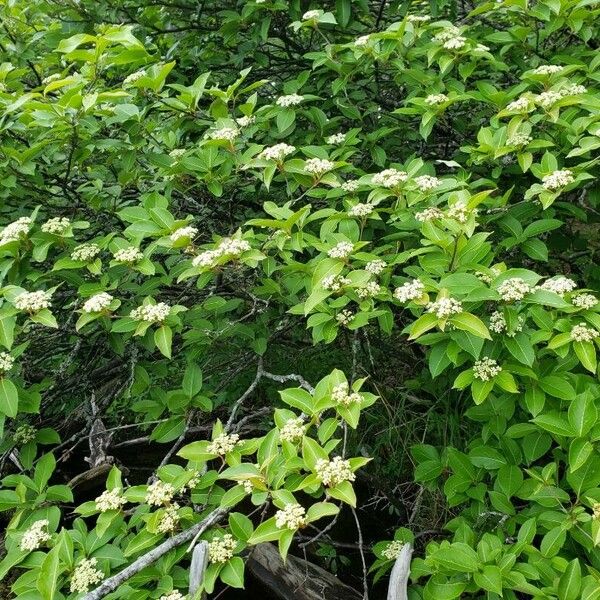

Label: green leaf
[449,313,491,340]
[327,480,356,507]
[539,375,575,400]
[0,378,19,417]
[473,565,503,595]
[568,394,597,437]
[247,517,283,544]
[433,543,480,573]
[220,556,244,588]
[558,559,581,600]
[306,501,339,523]
[183,362,203,396]
[302,437,328,470]
[37,542,62,600]
[504,333,535,366]
[573,341,597,373]
[279,388,314,415]
[154,325,172,358]
[408,313,439,339]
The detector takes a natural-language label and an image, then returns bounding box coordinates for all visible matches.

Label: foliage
[0,0,599,598]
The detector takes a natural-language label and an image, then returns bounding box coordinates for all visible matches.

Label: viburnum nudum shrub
[0,0,599,598]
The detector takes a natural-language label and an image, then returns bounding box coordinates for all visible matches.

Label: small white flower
[427,297,462,318]
[507,132,532,147]
[304,158,335,176]
[443,36,467,50]
[41,217,70,235]
[15,290,51,312]
[157,503,180,534]
[275,504,306,530]
[394,279,424,303]
[532,65,563,75]
[336,309,354,326]
[259,143,296,162]
[315,456,355,487]
[570,323,599,343]
[348,203,374,218]
[276,94,303,107]
[70,558,104,594]
[357,281,381,299]
[382,540,405,560]
[236,115,255,127]
[407,15,431,22]
[1,217,32,244]
[208,127,239,142]
[0,352,14,373]
[159,592,186,600]
[328,241,353,259]
[208,533,237,563]
[326,133,346,144]
[20,520,51,552]
[113,246,144,263]
[14,424,36,445]
[145,481,175,506]
[542,169,574,191]
[425,94,448,106]
[572,294,597,310]
[71,243,101,262]
[123,70,145,86]
[414,175,441,192]
[280,417,306,443]
[446,201,473,223]
[95,489,126,512]
[130,302,171,323]
[506,97,531,112]
[365,259,386,275]
[489,311,507,334]
[372,168,408,188]
[497,278,531,302]
[559,83,587,96]
[354,35,371,47]
[341,180,360,192]
[207,432,240,455]
[331,382,361,406]
[170,226,198,243]
[538,276,577,296]
[303,9,321,20]
[415,207,443,222]
[473,357,502,381]
[83,292,113,314]
[322,274,351,292]
[536,91,562,108]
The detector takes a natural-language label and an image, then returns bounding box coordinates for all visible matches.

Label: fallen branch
[82,508,227,600]
[387,543,412,600]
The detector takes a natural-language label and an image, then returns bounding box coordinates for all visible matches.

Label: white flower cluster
[208,533,237,563]
[303,9,320,19]
[447,201,473,223]
[473,357,502,381]
[123,70,145,85]
[433,28,467,50]
[41,217,70,235]
[71,243,101,262]
[415,207,443,222]
[130,303,171,323]
[145,481,175,506]
[407,14,430,22]
[83,292,113,313]
[560,83,587,96]
[15,290,51,312]
[20,520,51,552]
[542,169,574,191]
[394,279,425,303]
[170,226,198,243]
[328,241,353,259]
[322,274,351,291]
[192,238,251,268]
[183,470,201,491]
[382,540,405,560]
[414,175,441,192]
[169,148,186,158]
[497,278,531,302]
[348,203,374,217]
[372,168,408,188]
[236,115,255,127]
[538,276,577,296]
[593,503,600,521]
[331,382,361,406]
[157,503,180,534]
[259,143,296,161]
[507,132,532,147]
[365,259,386,275]
[159,592,186,600]
[536,90,562,108]
[476,268,501,285]
[489,311,524,336]
[326,133,346,144]
[209,127,239,142]
[276,94,303,107]
[506,97,531,112]
[336,309,354,326]
[1,217,32,244]
[70,558,104,594]
[341,180,360,192]
[114,246,143,263]
[571,323,599,343]
[425,94,448,105]
[243,479,254,494]
[95,489,126,512]
[357,281,381,299]
[315,456,355,487]
[532,64,563,75]
[275,504,307,530]
[354,35,371,47]
[279,417,306,443]
[305,158,335,176]
[14,424,36,444]
[0,352,14,373]
[207,432,240,455]
[427,297,463,318]
[572,294,597,309]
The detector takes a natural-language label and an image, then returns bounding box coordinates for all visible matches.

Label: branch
[82,507,227,600]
